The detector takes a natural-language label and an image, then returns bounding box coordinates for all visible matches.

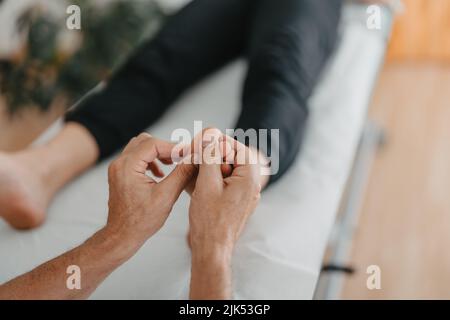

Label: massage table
[0,1,393,299]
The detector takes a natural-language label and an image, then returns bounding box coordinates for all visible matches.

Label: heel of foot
[2,205,46,230]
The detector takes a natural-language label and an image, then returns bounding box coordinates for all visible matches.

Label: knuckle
[203,127,221,134]
[254,191,261,202]
[108,160,121,177]
[108,157,130,180]
[191,188,201,199]
[246,174,261,193]
[254,182,262,194]
[245,180,261,203]
[202,127,223,142]
[138,132,152,139]
[252,184,261,198]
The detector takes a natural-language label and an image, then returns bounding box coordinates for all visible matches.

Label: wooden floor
[341,62,450,299]
[387,0,450,62]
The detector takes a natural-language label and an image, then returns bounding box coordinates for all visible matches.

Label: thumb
[197,140,223,190]
[157,163,196,202]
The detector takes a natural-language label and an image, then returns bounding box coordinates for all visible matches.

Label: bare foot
[0,152,51,229]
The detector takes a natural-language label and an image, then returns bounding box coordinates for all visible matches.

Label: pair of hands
[0,128,261,300]
[105,129,262,260]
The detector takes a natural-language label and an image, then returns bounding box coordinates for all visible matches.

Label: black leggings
[65,0,343,183]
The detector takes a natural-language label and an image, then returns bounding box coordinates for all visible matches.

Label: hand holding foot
[106,133,195,246]
[182,128,269,195]
[0,133,195,299]
[188,133,262,300]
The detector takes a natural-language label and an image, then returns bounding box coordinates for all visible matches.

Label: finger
[122,136,139,154]
[132,137,176,164]
[198,142,223,189]
[182,153,199,196]
[122,136,177,174]
[189,127,223,160]
[221,163,233,177]
[197,129,224,188]
[171,142,190,164]
[135,132,153,143]
[222,135,255,169]
[160,158,174,165]
[157,163,197,202]
[147,161,165,178]
[220,137,235,178]
[222,135,260,181]
[220,137,235,165]
[125,132,154,153]
[184,169,198,196]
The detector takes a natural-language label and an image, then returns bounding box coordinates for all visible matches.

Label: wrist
[94,227,142,264]
[190,229,235,255]
[191,242,233,266]
[190,245,233,300]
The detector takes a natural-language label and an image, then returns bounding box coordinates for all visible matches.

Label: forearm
[190,246,233,300]
[0,228,137,300]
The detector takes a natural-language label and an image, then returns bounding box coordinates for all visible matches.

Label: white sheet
[0,3,391,299]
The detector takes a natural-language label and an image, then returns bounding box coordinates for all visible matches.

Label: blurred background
[0,0,449,299]
[0,0,167,149]
[341,0,450,299]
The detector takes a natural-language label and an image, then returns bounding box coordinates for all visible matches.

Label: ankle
[13,146,63,195]
[14,125,99,194]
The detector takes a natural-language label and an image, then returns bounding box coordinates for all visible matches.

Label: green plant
[0,0,165,114]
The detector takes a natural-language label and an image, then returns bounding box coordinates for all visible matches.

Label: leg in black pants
[237,0,342,182]
[66,0,342,184]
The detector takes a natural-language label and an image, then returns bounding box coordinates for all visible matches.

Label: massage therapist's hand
[0,133,195,300]
[106,133,195,253]
[189,133,262,299]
